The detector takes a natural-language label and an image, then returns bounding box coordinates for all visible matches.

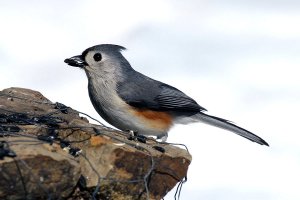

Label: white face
[84,50,120,78]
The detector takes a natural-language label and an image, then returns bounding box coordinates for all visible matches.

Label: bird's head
[64,44,131,78]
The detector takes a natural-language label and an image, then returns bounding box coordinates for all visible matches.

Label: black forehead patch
[82,44,126,58]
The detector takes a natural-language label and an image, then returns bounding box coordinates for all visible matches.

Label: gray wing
[117,71,206,113]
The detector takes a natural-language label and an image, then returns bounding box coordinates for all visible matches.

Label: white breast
[86,67,168,138]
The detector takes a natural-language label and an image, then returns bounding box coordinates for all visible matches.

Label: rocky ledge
[0,87,191,200]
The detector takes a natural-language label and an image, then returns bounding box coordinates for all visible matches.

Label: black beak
[64,55,87,68]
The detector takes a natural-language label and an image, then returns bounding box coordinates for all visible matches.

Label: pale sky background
[1,1,300,200]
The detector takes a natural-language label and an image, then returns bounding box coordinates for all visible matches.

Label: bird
[64,44,269,146]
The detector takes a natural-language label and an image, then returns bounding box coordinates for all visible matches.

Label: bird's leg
[156,133,168,142]
[127,130,147,143]
[128,130,136,138]
[127,130,138,140]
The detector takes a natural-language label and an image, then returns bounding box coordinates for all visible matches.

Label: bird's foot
[127,130,147,143]
[156,133,168,143]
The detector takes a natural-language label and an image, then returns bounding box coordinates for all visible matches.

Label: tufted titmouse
[64,44,268,146]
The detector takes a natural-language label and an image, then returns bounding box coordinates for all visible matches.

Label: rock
[0,87,192,200]
[0,137,81,199]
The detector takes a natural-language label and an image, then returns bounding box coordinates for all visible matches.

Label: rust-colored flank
[132,108,173,130]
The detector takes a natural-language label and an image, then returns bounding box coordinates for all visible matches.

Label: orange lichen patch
[114,168,133,179]
[90,135,110,146]
[131,108,173,130]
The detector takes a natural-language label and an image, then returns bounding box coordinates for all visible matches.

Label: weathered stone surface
[0,87,192,200]
[0,137,81,199]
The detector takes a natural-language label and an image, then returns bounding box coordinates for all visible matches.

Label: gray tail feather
[195,113,269,146]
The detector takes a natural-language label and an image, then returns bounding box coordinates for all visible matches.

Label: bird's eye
[93,53,102,62]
